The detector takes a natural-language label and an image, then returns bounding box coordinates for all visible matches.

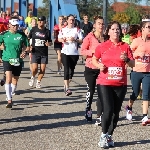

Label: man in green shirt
[0,16,30,108]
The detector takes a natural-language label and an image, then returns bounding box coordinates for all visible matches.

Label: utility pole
[0,0,1,12]
[103,0,108,26]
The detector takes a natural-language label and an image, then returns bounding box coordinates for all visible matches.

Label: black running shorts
[3,61,22,76]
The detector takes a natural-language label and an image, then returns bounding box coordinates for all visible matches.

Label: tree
[125,4,141,24]
[38,0,50,18]
[112,12,130,23]
[76,0,115,22]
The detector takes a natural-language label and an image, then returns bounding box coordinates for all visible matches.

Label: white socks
[5,84,12,100]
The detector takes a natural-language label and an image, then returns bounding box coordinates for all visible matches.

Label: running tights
[97,85,127,135]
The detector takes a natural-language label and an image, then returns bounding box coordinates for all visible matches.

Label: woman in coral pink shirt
[80,16,105,123]
[126,20,150,126]
[92,21,134,148]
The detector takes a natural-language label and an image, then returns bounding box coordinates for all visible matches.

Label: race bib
[108,67,123,80]
[9,58,20,66]
[137,56,150,64]
[35,39,45,46]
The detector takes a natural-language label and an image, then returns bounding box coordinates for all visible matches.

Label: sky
[0,0,147,8]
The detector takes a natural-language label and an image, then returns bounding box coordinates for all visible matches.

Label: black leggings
[61,53,79,80]
[84,67,102,115]
[97,85,127,135]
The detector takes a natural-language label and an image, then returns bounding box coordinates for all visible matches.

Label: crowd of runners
[0,10,150,149]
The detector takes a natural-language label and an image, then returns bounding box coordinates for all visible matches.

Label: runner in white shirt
[58,14,83,96]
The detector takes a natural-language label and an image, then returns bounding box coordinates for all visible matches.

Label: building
[6,2,33,13]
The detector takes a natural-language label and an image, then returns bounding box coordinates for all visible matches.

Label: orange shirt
[131,37,150,72]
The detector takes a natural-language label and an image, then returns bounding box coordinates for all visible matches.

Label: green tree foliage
[124,4,141,24]
[38,0,50,18]
[76,0,115,22]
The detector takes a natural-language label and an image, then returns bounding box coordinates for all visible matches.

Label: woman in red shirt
[53,16,64,74]
[92,21,134,148]
[80,16,105,123]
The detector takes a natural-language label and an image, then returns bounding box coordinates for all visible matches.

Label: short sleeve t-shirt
[29,26,52,56]
[94,40,133,86]
[130,37,150,72]
[0,31,29,62]
[58,26,83,55]
[53,24,61,43]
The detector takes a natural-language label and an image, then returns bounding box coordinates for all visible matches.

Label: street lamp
[103,0,108,26]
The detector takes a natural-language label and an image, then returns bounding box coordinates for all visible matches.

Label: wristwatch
[125,57,130,63]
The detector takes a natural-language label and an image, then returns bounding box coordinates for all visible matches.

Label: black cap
[38,16,46,21]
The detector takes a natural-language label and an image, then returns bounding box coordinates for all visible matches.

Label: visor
[9,19,19,25]
[142,19,150,22]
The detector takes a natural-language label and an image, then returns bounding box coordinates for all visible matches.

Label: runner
[53,16,64,74]
[0,16,30,108]
[28,16,52,88]
[92,21,134,148]
[25,18,37,74]
[80,16,105,123]
[58,14,83,96]
[80,14,93,38]
[126,19,150,125]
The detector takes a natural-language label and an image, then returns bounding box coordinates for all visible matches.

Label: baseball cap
[9,19,19,25]
[38,16,46,21]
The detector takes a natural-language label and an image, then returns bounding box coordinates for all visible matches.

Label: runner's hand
[120,52,127,61]
[70,37,75,42]
[97,63,106,71]
[45,40,50,46]
[0,43,5,50]
[20,52,27,59]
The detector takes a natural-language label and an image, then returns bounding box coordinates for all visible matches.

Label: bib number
[108,67,123,80]
[137,56,150,64]
[9,58,20,66]
[35,39,45,46]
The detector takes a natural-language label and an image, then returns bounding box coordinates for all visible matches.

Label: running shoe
[29,77,35,87]
[125,105,132,120]
[36,82,41,89]
[95,116,101,126]
[142,116,150,126]
[0,79,5,86]
[98,133,109,149]
[137,94,142,100]
[65,89,72,96]
[6,102,12,108]
[107,135,114,147]
[0,75,6,86]
[85,109,92,122]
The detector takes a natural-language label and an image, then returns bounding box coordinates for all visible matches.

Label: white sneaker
[142,116,150,126]
[29,77,35,87]
[36,82,41,89]
[126,106,132,120]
